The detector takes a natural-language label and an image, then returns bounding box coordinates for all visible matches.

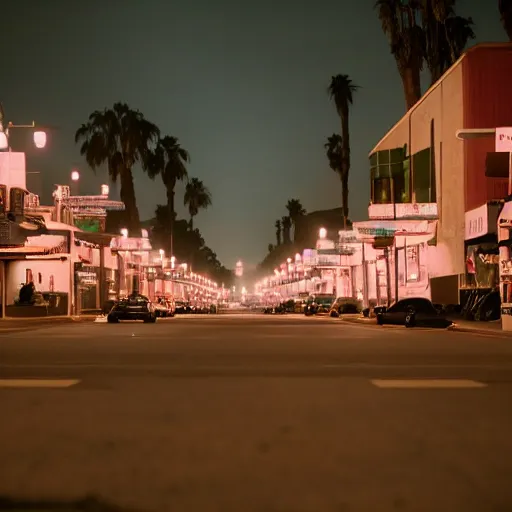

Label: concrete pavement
[1,315,512,511]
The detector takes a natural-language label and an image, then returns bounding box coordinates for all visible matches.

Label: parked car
[376,297,453,328]
[264,303,287,314]
[174,301,191,314]
[154,297,174,318]
[304,294,336,316]
[329,297,363,317]
[107,294,157,323]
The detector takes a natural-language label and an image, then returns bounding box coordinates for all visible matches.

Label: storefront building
[359,43,512,307]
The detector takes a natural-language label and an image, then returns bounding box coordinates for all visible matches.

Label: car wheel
[405,313,416,328]
[107,315,118,323]
[376,314,384,325]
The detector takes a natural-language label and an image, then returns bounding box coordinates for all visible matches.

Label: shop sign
[465,203,499,240]
[77,271,97,285]
[395,203,438,219]
[496,127,512,152]
[368,204,395,219]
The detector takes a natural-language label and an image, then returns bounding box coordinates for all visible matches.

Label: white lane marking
[0,379,80,388]
[371,379,487,389]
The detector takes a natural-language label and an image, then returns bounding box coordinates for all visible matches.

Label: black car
[376,297,453,328]
[107,294,157,323]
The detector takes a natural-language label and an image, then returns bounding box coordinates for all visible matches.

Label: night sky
[3,0,505,268]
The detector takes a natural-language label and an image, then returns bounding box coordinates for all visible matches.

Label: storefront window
[0,185,6,218]
[10,188,25,216]
[373,178,392,204]
[406,245,419,282]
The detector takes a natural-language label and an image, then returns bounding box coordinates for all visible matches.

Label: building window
[406,245,420,282]
[373,178,392,204]
[413,148,434,203]
[49,275,54,292]
[9,187,25,216]
[26,269,33,284]
[0,185,6,217]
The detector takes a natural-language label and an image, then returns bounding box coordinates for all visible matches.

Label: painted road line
[0,379,80,388]
[371,379,487,389]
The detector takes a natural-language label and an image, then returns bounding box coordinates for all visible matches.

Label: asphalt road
[1,315,512,512]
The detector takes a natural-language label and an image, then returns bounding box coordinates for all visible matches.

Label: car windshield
[309,295,335,305]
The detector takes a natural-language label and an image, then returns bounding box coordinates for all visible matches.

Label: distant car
[376,297,453,328]
[174,301,191,314]
[107,294,157,323]
[304,294,336,316]
[264,303,286,314]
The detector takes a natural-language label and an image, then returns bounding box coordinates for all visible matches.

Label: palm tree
[148,136,189,255]
[325,133,343,207]
[499,0,512,40]
[268,243,274,253]
[286,198,306,242]
[281,216,292,244]
[375,0,425,110]
[421,0,475,84]
[184,177,212,232]
[75,102,159,234]
[327,75,359,229]
[275,220,282,246]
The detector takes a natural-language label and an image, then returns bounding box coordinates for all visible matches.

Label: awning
[75,231,114,246]
[0,246,63,259]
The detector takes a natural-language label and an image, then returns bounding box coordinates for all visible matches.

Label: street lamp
[0,121,47,150]
[319,227,327,239]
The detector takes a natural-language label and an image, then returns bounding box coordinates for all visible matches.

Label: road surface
[1,315,512,511]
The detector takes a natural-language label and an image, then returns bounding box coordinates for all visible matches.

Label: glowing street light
[319,227,327,239]
[33,131,47,148]
[120,228,128,238]
[71,170,80,182]
[0,120,47,151]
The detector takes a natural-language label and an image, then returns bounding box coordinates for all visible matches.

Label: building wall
[462,45,512,211]
[372,62,465,278]
[6,258,71,304]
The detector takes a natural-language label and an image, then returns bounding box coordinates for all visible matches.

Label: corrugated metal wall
[463,46,512,211]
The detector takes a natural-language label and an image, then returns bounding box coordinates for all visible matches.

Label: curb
[342,316,511,336]
[447,325,512,337]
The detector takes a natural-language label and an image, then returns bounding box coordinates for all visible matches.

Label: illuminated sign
[496,127,512,152]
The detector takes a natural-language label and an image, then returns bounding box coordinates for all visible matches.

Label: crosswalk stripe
[0,379,80,388]
[371,379,487,389]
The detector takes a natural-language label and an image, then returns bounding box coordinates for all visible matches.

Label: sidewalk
[0,315,97,334]
[341,314,512,336]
